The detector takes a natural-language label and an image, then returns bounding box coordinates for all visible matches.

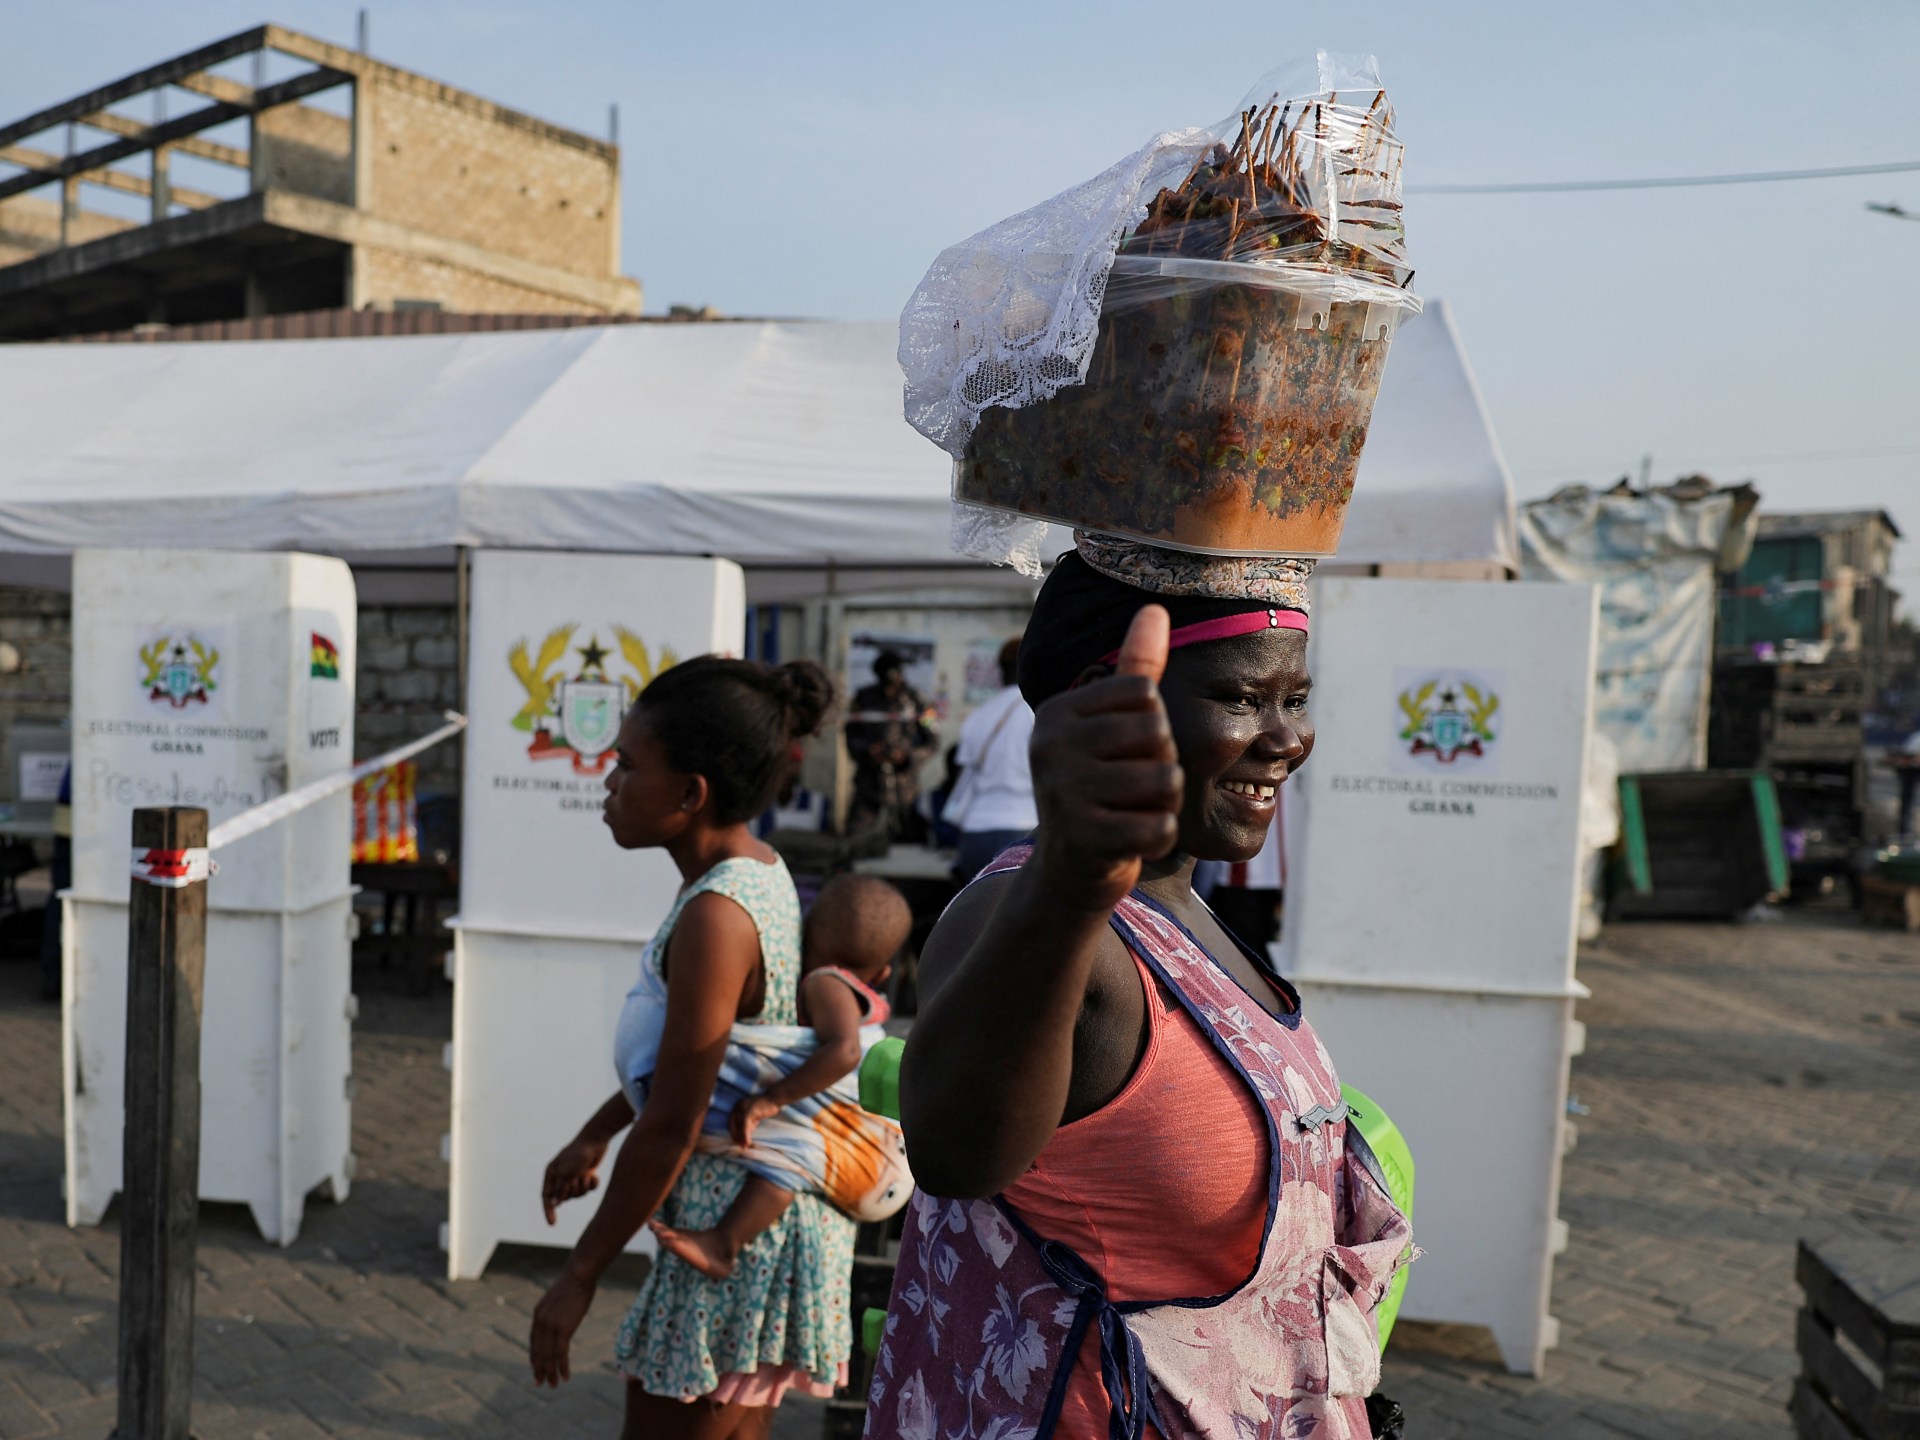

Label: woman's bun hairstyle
[636,655,838,825]
[770,659,832,742]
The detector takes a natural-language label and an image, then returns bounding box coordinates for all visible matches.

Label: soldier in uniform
[844,650,936,841]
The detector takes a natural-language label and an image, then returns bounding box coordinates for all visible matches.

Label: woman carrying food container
[527,656,855,1440]
[872,55,1420,1440]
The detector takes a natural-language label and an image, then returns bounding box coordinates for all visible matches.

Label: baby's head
[803,875,912,987]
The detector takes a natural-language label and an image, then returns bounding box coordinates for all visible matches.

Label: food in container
[953,91,1419,556]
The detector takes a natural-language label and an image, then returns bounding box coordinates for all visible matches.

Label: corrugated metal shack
[1710,509,1903,890]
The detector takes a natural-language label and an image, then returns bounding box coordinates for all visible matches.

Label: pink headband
[1096,607,1308,667]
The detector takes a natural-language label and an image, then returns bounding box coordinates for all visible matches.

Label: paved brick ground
[1380,904,1920,1438]
[0,960,826,1440]
[3,905,1917,1438]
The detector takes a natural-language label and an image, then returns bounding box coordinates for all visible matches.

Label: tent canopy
[0,300,1515,577]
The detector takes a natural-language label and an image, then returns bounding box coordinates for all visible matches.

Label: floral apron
[865,856,1412,1440]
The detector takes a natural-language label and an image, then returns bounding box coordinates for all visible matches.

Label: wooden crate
[1862,877,1920,933]
[1612,771,1789,919]
[1792,1238,1920,1439]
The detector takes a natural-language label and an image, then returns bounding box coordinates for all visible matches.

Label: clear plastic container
[955,255,1417,556]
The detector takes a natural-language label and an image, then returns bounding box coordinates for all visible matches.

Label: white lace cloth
[899,52,1414,575]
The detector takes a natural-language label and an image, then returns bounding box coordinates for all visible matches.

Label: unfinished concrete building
[0,24,642,338]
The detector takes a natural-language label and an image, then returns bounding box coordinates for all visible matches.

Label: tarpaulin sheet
[1519,486,1756,772]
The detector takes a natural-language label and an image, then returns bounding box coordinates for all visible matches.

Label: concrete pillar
[607,150,622,277]
[606,106,623,278]
[347,76,375,311]
[60,120,77,249]
[248,117,265,196]
[151,146,172,224]
[349,77,374,215]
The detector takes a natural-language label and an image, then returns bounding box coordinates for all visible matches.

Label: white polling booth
[1279,576,1599,1375]
[444,551,746,1278]
[64,548,357,1245]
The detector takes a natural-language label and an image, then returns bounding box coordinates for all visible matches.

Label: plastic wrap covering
[902,53,1421,571]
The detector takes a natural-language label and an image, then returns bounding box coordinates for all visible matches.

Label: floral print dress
[612,855,856,1402]
[865,849,1412,1439]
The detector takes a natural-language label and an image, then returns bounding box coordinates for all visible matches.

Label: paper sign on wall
[18,752,68,801]
[846,632,938,717]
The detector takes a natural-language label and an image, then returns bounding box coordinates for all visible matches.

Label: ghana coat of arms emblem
[139,635,220,709]
[509,626,678,775]
[1398,677,1500,764]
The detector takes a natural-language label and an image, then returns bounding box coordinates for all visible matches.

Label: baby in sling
[625,875,915,1278]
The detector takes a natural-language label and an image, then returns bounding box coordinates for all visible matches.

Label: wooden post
[114,807,209,1440]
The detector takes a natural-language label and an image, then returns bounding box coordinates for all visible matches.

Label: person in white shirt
[945,637,1038,881]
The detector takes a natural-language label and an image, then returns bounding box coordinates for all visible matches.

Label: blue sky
[8,2,1919,594]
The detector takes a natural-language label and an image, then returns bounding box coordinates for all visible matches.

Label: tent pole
[455,545,470,800]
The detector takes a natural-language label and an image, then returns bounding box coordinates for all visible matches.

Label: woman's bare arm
[529,891,760,1386]
[564,892,757,1274]
[901,608,1178,1199]
[540,1090,635,1224]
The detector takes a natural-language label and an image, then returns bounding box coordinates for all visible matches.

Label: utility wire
[1516,441,1920,486]
[1411,158,1920,195]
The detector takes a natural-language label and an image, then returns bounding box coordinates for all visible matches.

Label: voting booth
[1279,576,1598,1375]
[64,548,357,1245]
[445,551,746,1279]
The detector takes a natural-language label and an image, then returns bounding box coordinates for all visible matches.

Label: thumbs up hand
[1113,602,1171,686]
[1027,605,1183,914]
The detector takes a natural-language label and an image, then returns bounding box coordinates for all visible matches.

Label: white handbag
[940,698,1018,831]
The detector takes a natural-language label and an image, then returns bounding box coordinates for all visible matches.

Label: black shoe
[1365,1393,1406,1440]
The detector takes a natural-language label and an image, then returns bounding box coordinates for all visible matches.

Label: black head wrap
[1018,551,1287,708]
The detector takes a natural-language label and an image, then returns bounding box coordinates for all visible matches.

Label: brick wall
[0,195,139,270]
[0,587,73,755]
[354,245,609,315]
[255,103,353,205]
[354,603,463,798]
[363,78,618,280]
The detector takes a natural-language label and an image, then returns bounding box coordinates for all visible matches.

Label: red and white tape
[120,713,467,889]
[130,847,216,888]
[205,712,467,852]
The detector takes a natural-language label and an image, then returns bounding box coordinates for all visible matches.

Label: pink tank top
[1002,953,1271,1436]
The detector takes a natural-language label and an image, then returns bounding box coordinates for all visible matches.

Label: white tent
[1342,301,1518,574]
[0,299,1514,584]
